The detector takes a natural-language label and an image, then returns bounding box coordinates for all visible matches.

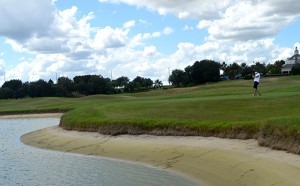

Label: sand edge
[20,123,300,186]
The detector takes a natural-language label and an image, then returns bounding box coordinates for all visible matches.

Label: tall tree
[191,60,221,84]
[0,87,14,99]
[241,63,254,77]
[168,69,186,87]
[86,75,112,94]
[114,76,130,87]
[154,79,163,89]
[132,76,153,90]
[1,79,23,98]
[267,60,285,75]
[57,77,74,97]
[251,62,267,75]
[28,79,52,97]
[291,63,300,75]
[224,62,241,79]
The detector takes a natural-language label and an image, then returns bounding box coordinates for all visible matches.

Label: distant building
[282,47,300,74]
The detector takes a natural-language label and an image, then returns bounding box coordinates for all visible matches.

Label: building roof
[287,54,300,60]
[282,64,295,69]
[282,47,300,73]
[287,46,300,60]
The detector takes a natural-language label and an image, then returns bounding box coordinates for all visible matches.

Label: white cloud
[123,20,136,29]
[143,46,159,57]
[1,5,133,83]
[0,0,55,41]
[163,27,174,35]
[100,0,300,42]
[197,0,300,41]
[1,0,299,86]
[129,27,173,48]
[6,61,31,81]
[2,37,295,86]
[93,26,128,49]
[99,0,229,20]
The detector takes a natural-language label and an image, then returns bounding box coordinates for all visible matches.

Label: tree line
[0,75,155,99]
[167,59,288,87]
[1,58,297,99]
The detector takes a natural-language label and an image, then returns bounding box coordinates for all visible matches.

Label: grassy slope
[1,76,300,153]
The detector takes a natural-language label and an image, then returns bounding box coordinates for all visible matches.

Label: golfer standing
[253,72,261,96]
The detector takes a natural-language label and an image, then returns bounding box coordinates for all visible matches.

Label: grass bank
[1,76,300,154]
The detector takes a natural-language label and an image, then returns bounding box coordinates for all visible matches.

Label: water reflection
[0,118,199,186]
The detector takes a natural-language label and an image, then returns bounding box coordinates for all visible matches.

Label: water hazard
[0,117,199,186]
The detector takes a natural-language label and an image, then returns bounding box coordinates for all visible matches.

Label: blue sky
[1,0,300,85]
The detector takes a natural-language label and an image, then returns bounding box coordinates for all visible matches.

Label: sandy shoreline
[0,113,63,119]
[4,114,300,186]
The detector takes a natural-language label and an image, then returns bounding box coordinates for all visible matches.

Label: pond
[0,117,199,186]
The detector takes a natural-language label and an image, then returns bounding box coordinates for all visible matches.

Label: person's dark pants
[253,81,259,89]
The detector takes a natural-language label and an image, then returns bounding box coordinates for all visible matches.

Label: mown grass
[1,75,300,154]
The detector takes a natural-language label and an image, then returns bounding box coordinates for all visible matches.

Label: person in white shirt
[253,72,261,96]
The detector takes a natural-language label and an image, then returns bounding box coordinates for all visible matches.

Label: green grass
[1,75,300,154]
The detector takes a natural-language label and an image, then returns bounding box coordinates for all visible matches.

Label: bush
[291,64,300,75]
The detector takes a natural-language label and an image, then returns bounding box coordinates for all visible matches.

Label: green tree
[29,79,53,97]
[0,87,14,99]
[291,64,300,75]
[184,65,193,86]
[87,75,102,94]
[143,78,153,89]
[191,60,221,84]
[251,62,267,75]
[132,76,143,90]
[57,77,74,97]
[73,75,91,95]
[86,75,112,95]
[154,79,163,89]
[267,60,285,75]
[75,80,88,95]
[168,69,186,87]
[132,76,153,91]
[224,62,241,79]
[241,63,254,77]
[114,76,130,87]
[124,81,135,92]
[1,79,23,98]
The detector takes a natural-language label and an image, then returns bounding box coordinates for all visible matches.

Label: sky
[1,0,300,85]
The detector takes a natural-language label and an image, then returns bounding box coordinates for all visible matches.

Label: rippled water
[0,118,199,186]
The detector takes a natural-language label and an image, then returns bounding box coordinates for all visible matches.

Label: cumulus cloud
[0,0,55,41]
[99,0,300,42]
[129,26,174,48]
[198,0,300,41]
[93,26,128,49]
[1,3,169,84]
[5,6,96,55]
[1,5,132,83]
[1,0,299,86]
[143,46,159,57]
[99,0,228,20]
